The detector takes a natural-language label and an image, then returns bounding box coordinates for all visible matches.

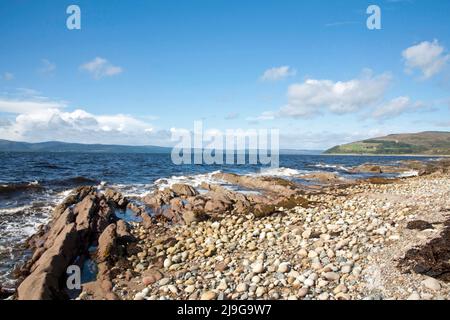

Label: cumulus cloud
[402,40,450,79]
[268,70,391,118]
[0,89,164,145]
[0,107,158,145]
[371,96,430,119]
[80,57,123,79]
[1,72,14,81]
[260,66,296,81]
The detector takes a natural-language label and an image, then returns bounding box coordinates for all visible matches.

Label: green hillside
[325,131,450,155]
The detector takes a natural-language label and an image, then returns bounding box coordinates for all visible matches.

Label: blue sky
[0,0,449,149]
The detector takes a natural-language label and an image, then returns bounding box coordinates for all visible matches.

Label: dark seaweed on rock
[398,218,450,281]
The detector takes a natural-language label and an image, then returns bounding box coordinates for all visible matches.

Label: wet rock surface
[15,187,135,300]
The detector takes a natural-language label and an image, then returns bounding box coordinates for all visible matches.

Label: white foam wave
[0,205,32,216]
[112,183,155,198]
[313,163,350,171]
[253,167,305,177]
[155,170,223,190]
[398,170,419,178]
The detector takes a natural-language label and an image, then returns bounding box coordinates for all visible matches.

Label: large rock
[104,188,128,207]
[143,188,175,208]
[97,224,117,263]
[17,187,133,300]
[299,172,344,183]
[182,210,209,225]
[17,223,78,300]
[204,199,232,213]
[171,184,199,197]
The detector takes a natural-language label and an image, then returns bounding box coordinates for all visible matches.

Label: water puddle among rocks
[115,207,143,223]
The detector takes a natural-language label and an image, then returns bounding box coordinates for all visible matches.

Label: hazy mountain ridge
[325,131,450,155]
[0,140,171,153]
[0,140,322,155]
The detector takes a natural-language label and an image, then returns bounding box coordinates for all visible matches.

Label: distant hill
[0,140,171,153]
[0,139,321,155]
[325,131,450,155]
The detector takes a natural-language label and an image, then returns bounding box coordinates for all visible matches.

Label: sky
[0,0,449,149]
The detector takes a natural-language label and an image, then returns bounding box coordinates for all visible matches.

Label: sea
[0,152,437,289]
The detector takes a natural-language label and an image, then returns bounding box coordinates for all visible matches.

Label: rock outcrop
[16,187,135,300]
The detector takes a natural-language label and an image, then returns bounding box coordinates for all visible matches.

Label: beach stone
[252,262,264,274]
[159,278,171,286]
[323,272,340,281]
[200,291,217,300]
[255,287,266,297]
[134,292,146,300]
[304,278,315,287]
[298,287,308,298]
[251,275,261,284]
[341,265,352,274]
[318,292,329,300]
[236,283,248,292]
[422,277,441,291]
[407,292,421,300]
[277,262,290,273]
[185,285,196,293]
[163,258,172,269]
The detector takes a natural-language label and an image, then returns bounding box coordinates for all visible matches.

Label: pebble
[323,272,340,281]
[185,285,196,293]
[304,278,315,287]
[255,287,266,297]
[252,262,264,274]
[277,262,290,273]
[422,277,441,291]
[236,283,248,292]
[159,278,171,286]
[298,287,308,298]
[163,258,172,269]
[200,291,217,300]
[407,292,420,300]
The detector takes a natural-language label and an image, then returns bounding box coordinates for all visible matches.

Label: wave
[398,170,419,178]
[0,182,44,196]
[0,205,33,216]
[254,167,305,177]
[312,163,351,172]
[48,176,99,187]
[155,170,223,190]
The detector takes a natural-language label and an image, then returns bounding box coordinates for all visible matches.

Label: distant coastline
[323,153,450,157]
[0,139,322,155]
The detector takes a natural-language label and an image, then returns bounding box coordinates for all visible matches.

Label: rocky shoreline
[6,159,450,300]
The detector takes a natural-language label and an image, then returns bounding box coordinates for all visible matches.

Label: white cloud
[371,96,429,119]
[38,59,56,75]
[80,57,123,79]
[269,70,391,118]
[0,97,67,114]
[1,72,14,81]
[402,40,450,79]
[260,66,296,81]
[0,107,157,145]
[0,89,163,145]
